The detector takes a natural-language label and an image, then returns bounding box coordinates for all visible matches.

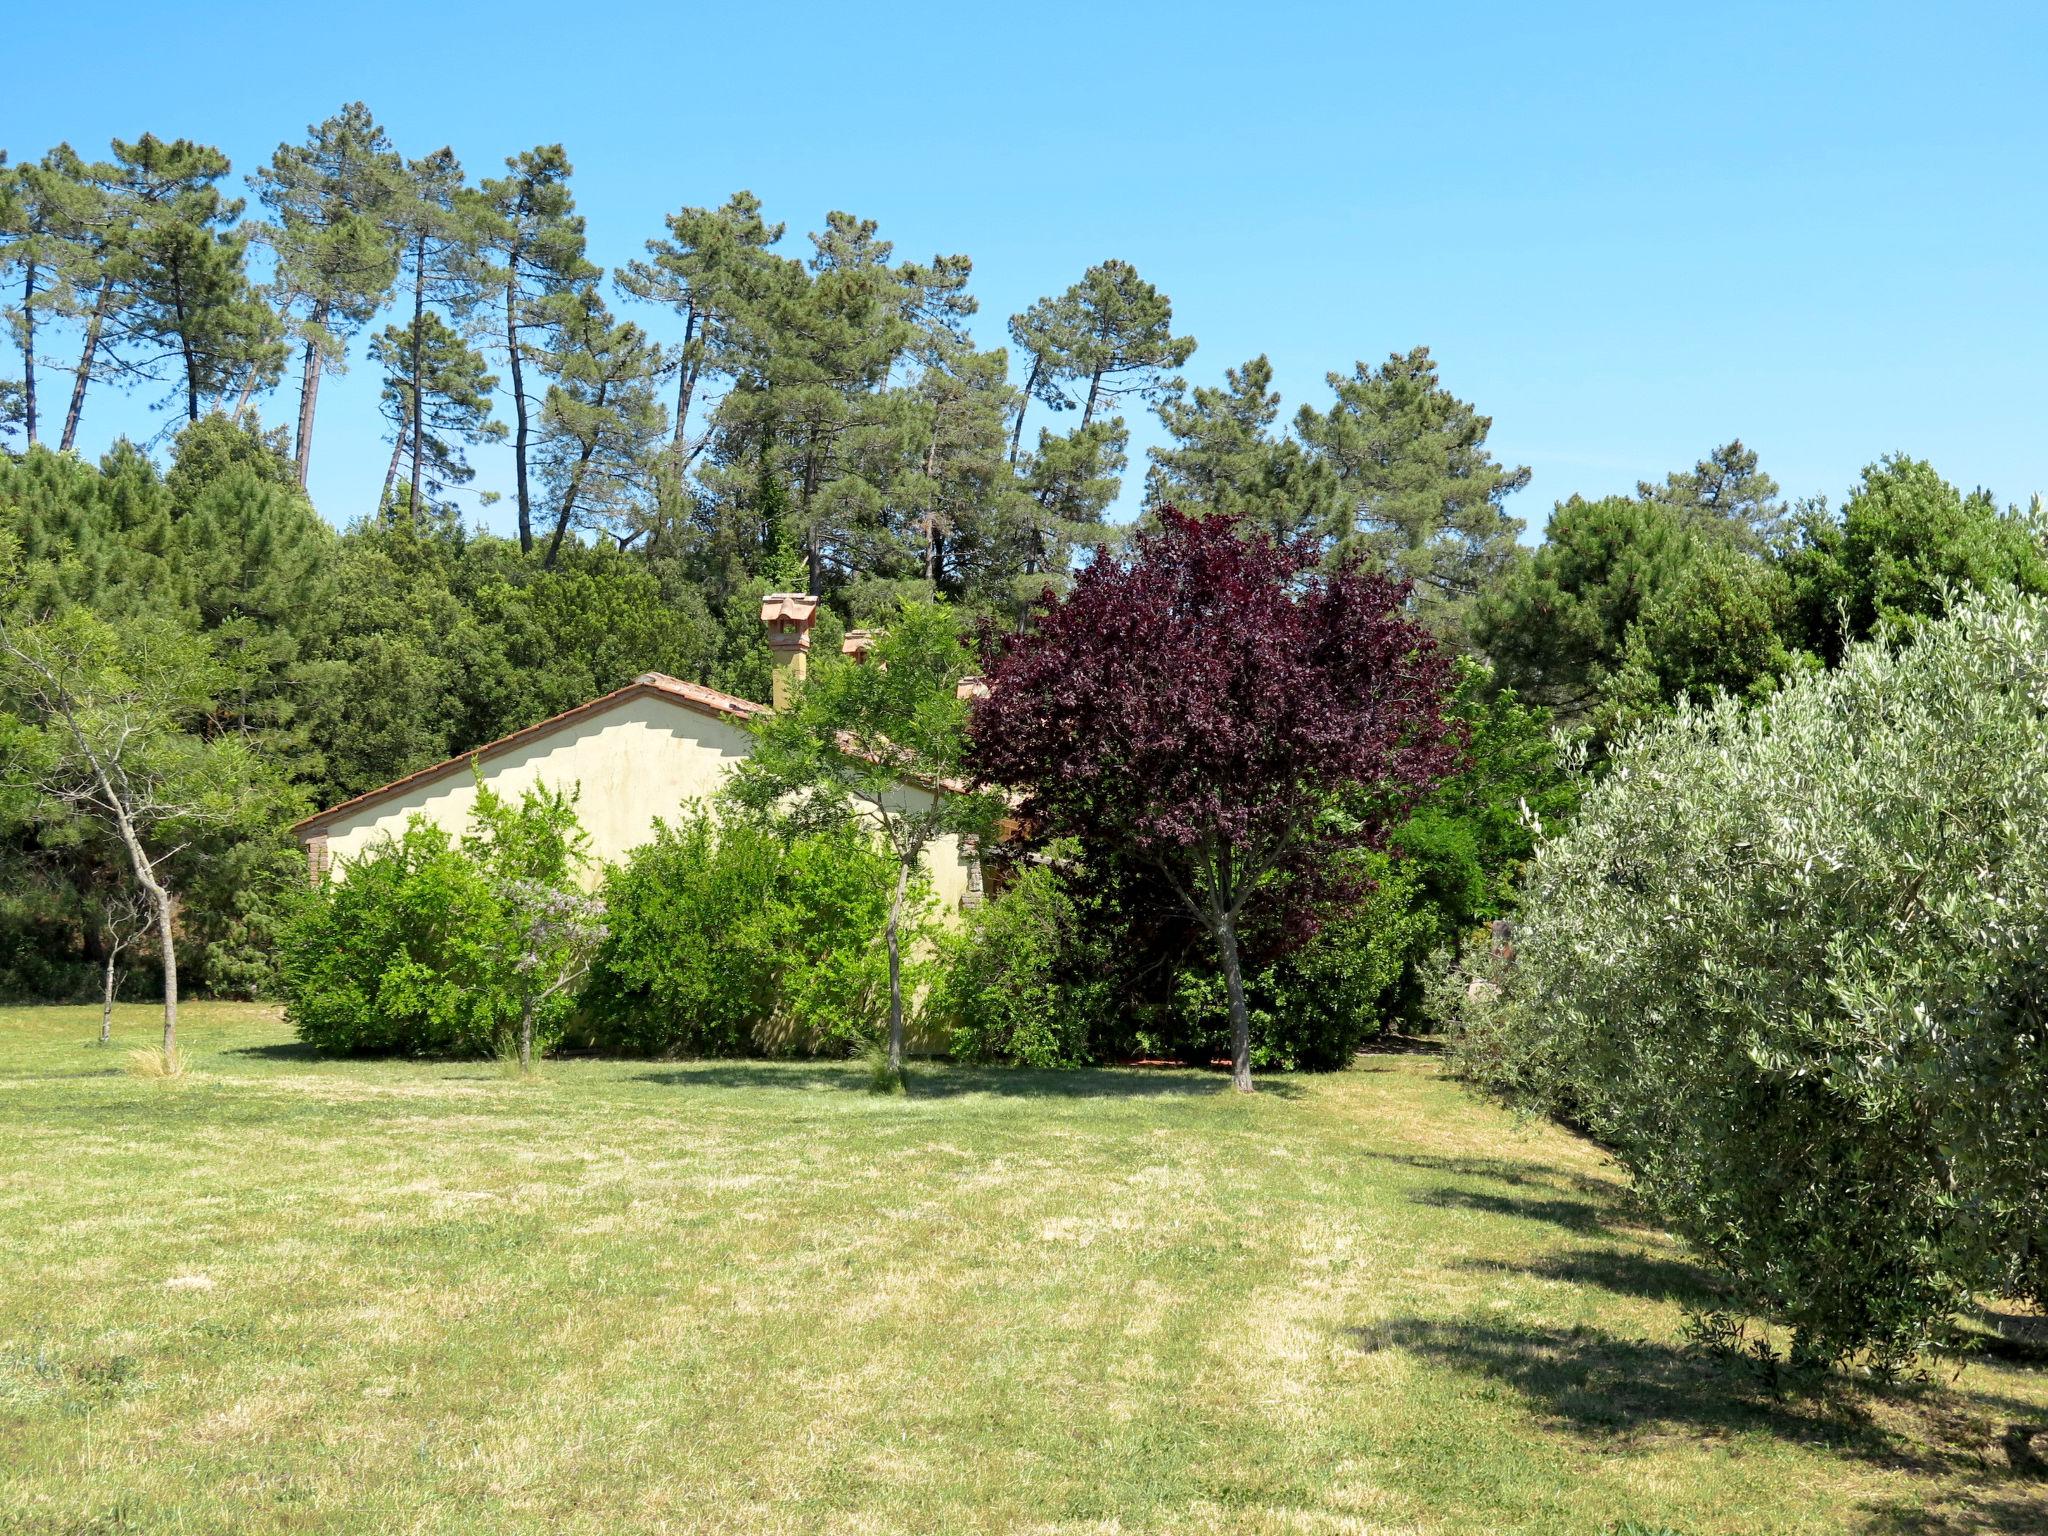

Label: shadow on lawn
[633,1060,1303,1100]
[1458,1247,1729,1309]
[228,1041,326,1063]
[1352,1316,2048,1531]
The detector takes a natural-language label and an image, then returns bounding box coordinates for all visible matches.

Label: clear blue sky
[12,0,2046,536]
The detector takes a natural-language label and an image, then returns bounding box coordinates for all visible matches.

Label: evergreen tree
[1295,346,1530,641]
[109,135,283,423]
[251,103,404,488]
[1063,259,1196,427]
[1639,438,1786,551]
[1145,355,1338,542]
[1016,418,1128,604]
[477,145,597,553]
[616,191,785,481]
[1005,259,1194,461]
[1004,282,1085,463]
[385,148,481,519]
[40,147,135,454]
[368,314,503,518]
[533,290,667,566]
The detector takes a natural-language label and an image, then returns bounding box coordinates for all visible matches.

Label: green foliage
[580,809,911,1058]
[278,779,594,1058]
[1294,346,1530,641]
[1455,592,2048,1368]
[1477,492,1795,743]
[1782,455,2048,663]
[934,862,1108,1069]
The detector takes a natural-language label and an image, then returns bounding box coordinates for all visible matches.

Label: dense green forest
[4,104,2045,1010]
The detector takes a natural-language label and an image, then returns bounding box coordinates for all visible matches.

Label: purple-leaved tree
[969,509,1460,1091]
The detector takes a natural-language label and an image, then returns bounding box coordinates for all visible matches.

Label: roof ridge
[293,673,768,835]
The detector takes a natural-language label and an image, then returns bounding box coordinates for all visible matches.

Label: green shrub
[278,781,593,1058]
[1458,592,2048,1368]
[935,864,1109,1068]
[580,810,914,1057]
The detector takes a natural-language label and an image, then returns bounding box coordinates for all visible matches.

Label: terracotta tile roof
[291,672,768,837]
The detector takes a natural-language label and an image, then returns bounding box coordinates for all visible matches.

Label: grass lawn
[2,1005,2044,1535]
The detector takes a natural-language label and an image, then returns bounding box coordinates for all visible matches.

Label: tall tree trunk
[407,234,426,520]
[293,304,328,488]
[1214,908,1253,1092]
[1008,354,1041,465]
[378,430,404,519]
[1081,367,1104,429]
[505,280,532,553]
[885,858,912,1078]
[670,308,700,470]
[543,444,597,570]
[19,260,37,445]
[61,282,112,452]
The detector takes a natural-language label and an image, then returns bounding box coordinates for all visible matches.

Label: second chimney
[759,592,820,710]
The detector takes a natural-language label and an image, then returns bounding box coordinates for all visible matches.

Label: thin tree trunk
[543,445,596,569]
[1081,367,1104,429]
[154,887,178,1060]
[1215,909,1253,1092]
[407,234,426,519]
[100,953,119,1045]
[505,280,532,553]
[518,998,534,1072]
[293,307,327,487]
[229,365,261,420]
[170,262,202,422]
[61,282,112,452]
[20,260,37,445]
[885,858,911,1078]
[378,430,404,519]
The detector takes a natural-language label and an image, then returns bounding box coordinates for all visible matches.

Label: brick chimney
[759,592,819,710]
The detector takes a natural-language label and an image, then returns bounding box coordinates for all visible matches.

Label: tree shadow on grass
[1457,1247,1730,1309]
[1352,1316,2048,1531]
[227,1041,326,1063]
[632,1060,1305,1100]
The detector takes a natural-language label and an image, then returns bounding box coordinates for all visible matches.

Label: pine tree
[615,191,785,483]
[1145,355,1338,542]
[368,314,503,519]
[251,103,404,488]
[109,135,283,423]
[1016,418,1128,606]
[1295,346,1530,640]
[385,148,481,520]
[477,145,598,553]
[1004,282,1086,464]
[36,146,135,454]
[1063,260,1196,428]
[533,289,667,566]
[0,148,116,447]
[1638,439,1786,550]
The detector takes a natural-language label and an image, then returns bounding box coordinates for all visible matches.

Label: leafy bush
[934,862,1110,1068]
[1456,593,2048,1368]
[278,782,593,1057]
[580,810,915,1058]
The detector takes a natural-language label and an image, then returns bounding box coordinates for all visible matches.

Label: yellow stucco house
[291,595,985,913]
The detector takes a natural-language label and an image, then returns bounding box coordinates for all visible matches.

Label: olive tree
[1459,591,2048,1369]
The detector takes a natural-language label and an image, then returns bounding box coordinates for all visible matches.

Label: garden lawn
[2,1005,2044,1535]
